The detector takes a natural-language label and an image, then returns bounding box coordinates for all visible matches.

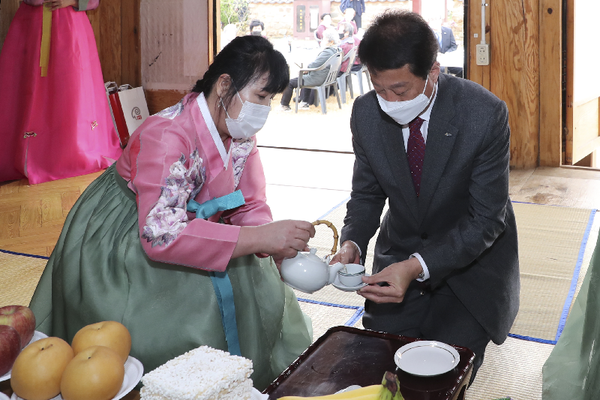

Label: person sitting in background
[249,19,266,37]
[315,13,332,42]
[339,22,362,75]
[337,8,358,36]
[280,29,341,111]
[29,36,315,391]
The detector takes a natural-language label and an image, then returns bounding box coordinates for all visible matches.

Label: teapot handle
[312,220,339,256]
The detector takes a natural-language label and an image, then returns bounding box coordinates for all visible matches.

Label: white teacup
[338,263,366,287]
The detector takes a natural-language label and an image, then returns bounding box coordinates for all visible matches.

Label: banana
[277,371,404,400]
[377,371,404,400]
[277,384,380,400]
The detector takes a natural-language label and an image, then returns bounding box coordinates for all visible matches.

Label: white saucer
[332,274,368,292]
[10,356,143,400]
[0,330,48,382]
[394,340,460,376]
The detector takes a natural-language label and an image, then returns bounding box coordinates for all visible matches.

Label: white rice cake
[140,346,254,400]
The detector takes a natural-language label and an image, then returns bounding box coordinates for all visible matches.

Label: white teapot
[280,248,345,294]
[280,220,344,294]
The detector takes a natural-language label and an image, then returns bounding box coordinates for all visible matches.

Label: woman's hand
[43,0,78,10]
[235,220,315,261]
[357,258,423,303]
[329,240,361,265]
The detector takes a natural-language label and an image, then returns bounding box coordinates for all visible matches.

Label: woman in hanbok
[29,35,315,390]
[0,0,121,184]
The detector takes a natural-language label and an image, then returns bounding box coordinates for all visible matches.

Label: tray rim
[263,325,475,395]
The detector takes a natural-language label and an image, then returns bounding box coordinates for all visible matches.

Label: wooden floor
[2,166,600,257]
[0,171,103,257]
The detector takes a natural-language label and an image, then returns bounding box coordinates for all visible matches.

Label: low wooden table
[264,326,474,400]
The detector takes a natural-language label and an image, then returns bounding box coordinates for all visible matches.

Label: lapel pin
[445,132,452,137]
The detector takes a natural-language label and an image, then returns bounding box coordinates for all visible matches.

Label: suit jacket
[341,74,519,345]
[439,26,458,54]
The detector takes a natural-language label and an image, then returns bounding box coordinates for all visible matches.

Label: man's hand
[330,240,361,265]
[358,257,423,303]
[43,0,78,10]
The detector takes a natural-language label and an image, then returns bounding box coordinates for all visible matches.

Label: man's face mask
[376,75,433,125]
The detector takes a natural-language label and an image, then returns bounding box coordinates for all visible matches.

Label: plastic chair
[294,49,343,115]
[350,64,373,95]
[336,47,358,104]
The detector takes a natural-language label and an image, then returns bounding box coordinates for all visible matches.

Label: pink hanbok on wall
[0,0,122,185]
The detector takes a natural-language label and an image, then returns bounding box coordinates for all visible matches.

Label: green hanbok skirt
[29,165,312,390]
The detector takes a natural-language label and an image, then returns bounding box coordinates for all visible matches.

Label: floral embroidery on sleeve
[142,149,206,247]
[231,139,255,189]
[156,101,185,120]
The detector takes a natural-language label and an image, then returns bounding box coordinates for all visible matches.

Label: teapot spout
[328,262,346,284]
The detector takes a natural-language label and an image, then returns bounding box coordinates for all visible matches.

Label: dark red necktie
[407,117,425,196]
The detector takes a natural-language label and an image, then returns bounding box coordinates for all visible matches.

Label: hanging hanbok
[0,0,121,184]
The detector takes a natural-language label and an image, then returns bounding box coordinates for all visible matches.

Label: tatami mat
[511,203,594,342]
[0,202,596,400]
[306,200,596,344]
[466,337,555,400]
[0,250,47,307]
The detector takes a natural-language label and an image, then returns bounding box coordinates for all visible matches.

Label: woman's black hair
[358,10,438,79]
[191,36,289,109]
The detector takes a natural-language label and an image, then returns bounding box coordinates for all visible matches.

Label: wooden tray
[263,326,475,400]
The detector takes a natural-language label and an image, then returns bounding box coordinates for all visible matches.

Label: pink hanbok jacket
[23,0,100,10]
[116,93,273,272]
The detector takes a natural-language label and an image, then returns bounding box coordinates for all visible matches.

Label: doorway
[563,0,600,168]
[416,0,467,80]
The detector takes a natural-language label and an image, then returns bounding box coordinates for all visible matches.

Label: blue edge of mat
[1,202,596,346]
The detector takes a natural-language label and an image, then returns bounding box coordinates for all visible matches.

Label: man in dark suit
[428,17,462,77]
[331,10,519,383]
[439,26,457,54]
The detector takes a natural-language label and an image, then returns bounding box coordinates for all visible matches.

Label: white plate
[10,356,143,400]
[394,340,460,376]
[332,274,368,292]
[251,388,269,400]
[0,330,48,382]
[335,385,362,393]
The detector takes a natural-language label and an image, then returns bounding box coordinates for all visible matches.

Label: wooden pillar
[539,0,562,166]
[468,0,540,169]
[88,0,141,87]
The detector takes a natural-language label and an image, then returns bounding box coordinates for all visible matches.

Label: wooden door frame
[539,0,562,166]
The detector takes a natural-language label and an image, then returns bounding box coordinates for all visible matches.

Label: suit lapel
[418,75,458,217]
[379,116,420,220]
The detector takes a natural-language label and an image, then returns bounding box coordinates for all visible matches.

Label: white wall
[141,0,210,91]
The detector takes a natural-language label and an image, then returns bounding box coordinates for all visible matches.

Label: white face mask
[221,92,271,140]
[376,75,432,125]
